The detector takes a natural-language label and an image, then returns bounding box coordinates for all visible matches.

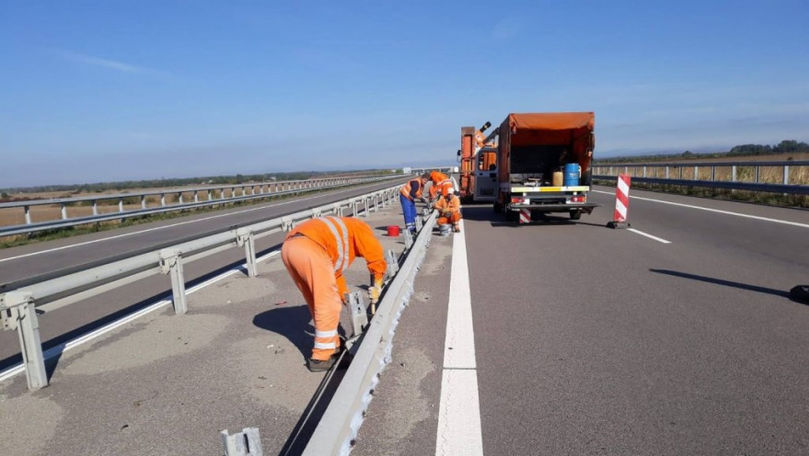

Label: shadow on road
[649,269,797,300]
[461,206,604,228]
[252,305,315,358]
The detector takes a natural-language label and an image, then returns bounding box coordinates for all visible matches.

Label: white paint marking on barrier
[592,189,809,229]
[0,184,378,264]
[436,220,484,456]
[627,228,672,244]
[0,250,282,383]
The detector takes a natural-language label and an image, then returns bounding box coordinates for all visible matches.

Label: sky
[1,0,808,187]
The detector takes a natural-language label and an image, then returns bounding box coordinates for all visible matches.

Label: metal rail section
[0,183,404,390]
[303,210,436,456]
[0,174,402,237]
[592,160,809,195]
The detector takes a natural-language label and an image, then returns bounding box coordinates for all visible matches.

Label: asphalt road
[355,185,809,455]
[0,178,408,366]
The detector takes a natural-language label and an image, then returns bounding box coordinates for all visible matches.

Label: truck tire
[569,210,581,220]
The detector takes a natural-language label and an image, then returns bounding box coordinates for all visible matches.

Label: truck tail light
[511,196,525,204]
[568,195,586,203]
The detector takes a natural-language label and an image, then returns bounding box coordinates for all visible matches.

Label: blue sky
[1,1,808,187]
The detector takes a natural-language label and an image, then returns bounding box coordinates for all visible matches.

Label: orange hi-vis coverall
[281,216,386,361]
[435,194,462,226]
[429,171,454,199]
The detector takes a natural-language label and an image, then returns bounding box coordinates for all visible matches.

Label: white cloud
[54,49,166,76]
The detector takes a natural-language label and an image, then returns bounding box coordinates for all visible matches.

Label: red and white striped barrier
[608,174,631,228]
[519,208,531,224]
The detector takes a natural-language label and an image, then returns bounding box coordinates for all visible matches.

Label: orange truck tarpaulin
[281,216,386,361]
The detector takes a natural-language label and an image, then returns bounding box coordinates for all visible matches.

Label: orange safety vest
[286,216,387,296]
[429,171,454,197]
[435,195,461,213]
[399,178,423,200]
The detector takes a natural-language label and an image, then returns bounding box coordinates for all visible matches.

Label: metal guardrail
[0,183,404,390]
[592,160,809,195]
[303,208,436,455]
[0,174,403,237]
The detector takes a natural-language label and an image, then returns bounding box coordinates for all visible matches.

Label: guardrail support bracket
[221,427,263,456]
[385,249,399,278]
[348,291,368,340]
[1,291,48,390]
[403,228,414,249]
[237,229,258,278]
[160,250,188,315]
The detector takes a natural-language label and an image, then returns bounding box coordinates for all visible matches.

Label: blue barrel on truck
[563,163,580,186]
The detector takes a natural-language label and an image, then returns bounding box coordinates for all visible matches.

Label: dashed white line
[592,189,809,229]
[627,228,671,244]
[435,220,484,456]
[0,185,375,264]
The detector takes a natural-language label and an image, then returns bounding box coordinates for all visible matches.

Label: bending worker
[428,170,454,200]
[399,173,428,233]
[434,192,462,232]
[281,216,386,372]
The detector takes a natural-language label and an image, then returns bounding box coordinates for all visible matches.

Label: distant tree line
[595,140,809,164]
[1,169,395,195]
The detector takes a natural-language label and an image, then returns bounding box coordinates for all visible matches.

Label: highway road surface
[2,182,808,455]
[354,185,809,455]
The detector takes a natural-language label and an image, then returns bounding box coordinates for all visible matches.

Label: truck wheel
[569,210,581,220]
[506,210,519,223]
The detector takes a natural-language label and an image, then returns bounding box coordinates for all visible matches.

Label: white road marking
[627,228,672,244]
[0,185,372,264]
[592,189,809,229]
[435,220,484,456]
[0,250,281,383]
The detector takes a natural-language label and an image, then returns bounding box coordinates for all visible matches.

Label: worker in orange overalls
[399,174,428,233]
[281,216,387,372]
[434,192,462,233]
[428,170,454,200]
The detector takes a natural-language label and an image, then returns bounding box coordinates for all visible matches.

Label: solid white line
[627,228,672,244]
[435,220,484,456]
[0,250,281,383]
[0,185,374,264]
[592,189,809,229]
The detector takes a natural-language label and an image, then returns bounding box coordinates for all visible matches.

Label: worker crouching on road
[434,192,462,233]
[428,170,454,200]
[399,174,428,233]
[281,216,386,372]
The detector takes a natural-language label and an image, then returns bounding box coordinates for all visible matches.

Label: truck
[457,122,498,203]
[493,112,598,222]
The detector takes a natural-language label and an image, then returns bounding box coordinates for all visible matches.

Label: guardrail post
[363,198,369,217]
[92,200,98,216]
[403,227,414,249]
[194,191,199,203]
[161,194,166,207]
[711,166,716,181]
[732,165,737,182]
[237,228,258,278]
[415,213,423,232]
[385,249,399,277]
[1,291,48,390]
[24,205,31,224]
[642,166,647,178]
[141,195,147,209]
[178,192,184,204]
[60,203,68,220]
[693,165,698,180]
[348,291,368,339]
[118,198,124,213]
[207,190,212,201]
[755,166,760,183]
[160,249,187,315]
[783,165,789,185]
[221,427,263,456]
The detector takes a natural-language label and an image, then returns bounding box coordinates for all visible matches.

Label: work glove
[368,276,384,305]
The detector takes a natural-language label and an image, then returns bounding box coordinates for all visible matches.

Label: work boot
[307,356,336,372]
[453,224,461,233]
